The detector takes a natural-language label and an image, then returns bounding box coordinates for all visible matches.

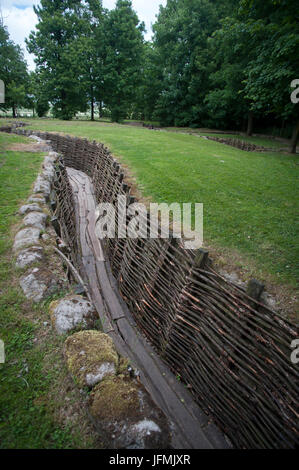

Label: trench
[66,166,227,449]
[4,126,299,449]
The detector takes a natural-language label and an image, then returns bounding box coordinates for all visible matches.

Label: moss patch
[64,330,119,388]
[89,376,141,422]
[88,376,171,449]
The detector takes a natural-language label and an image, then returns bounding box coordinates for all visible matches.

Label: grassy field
[21,119,298,292]
[123,120,292,150]
[0,133,102,448]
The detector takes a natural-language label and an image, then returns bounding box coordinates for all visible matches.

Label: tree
[150,0,297,143]
[204,11,259,133]
[0,23,28,117]
[152,0,221,126]
[102,0,145,122]
[240,0,299,152]
[27,71,50,117]
[206,0,298,143]
[134,42,164,121]
[70,0,105,121]
[26,0,90,120]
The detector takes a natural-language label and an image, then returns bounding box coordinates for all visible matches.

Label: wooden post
[193,248,209,269]
[122,183,129,193]
[246,279,265,309]
[128,196,136,205]
[50,199,56,212]
[51,216,61,237]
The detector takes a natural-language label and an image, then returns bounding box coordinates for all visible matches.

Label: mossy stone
[88,376,170,449]
[89,376,140,422]
[64,330,118,388]
[49,295,97,335]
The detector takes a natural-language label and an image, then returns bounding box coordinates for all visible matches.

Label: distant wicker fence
[0,122,26,133]
[14,128,299,449]
[206,135,268,152]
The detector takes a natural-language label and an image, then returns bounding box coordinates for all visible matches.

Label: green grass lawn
[123,120,291,150]
[0,133,100,448]
[23,119,298,290]
[0,133,41,254]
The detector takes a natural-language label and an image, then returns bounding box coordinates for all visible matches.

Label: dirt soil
[8,142,50,153]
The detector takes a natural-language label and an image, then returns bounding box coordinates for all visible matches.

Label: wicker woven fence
[15,128,299,449]
[206,135,267,152]
[0,122,26,133]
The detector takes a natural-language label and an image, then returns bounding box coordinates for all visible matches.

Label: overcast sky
[0,0,166,70]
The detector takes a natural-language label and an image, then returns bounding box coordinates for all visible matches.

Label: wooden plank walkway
[67,167,229,449]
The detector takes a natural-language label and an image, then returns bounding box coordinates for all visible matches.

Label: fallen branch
[53,246,92,303]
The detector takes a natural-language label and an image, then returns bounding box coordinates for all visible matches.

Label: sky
[0,0,166,70]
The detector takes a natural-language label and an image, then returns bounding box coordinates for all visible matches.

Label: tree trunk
[61,89,67,119]
[290,119,299,154]
[12,104,16,118]
[91,99,94,121]
[90,86,94,121]
[247,111,253,136]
